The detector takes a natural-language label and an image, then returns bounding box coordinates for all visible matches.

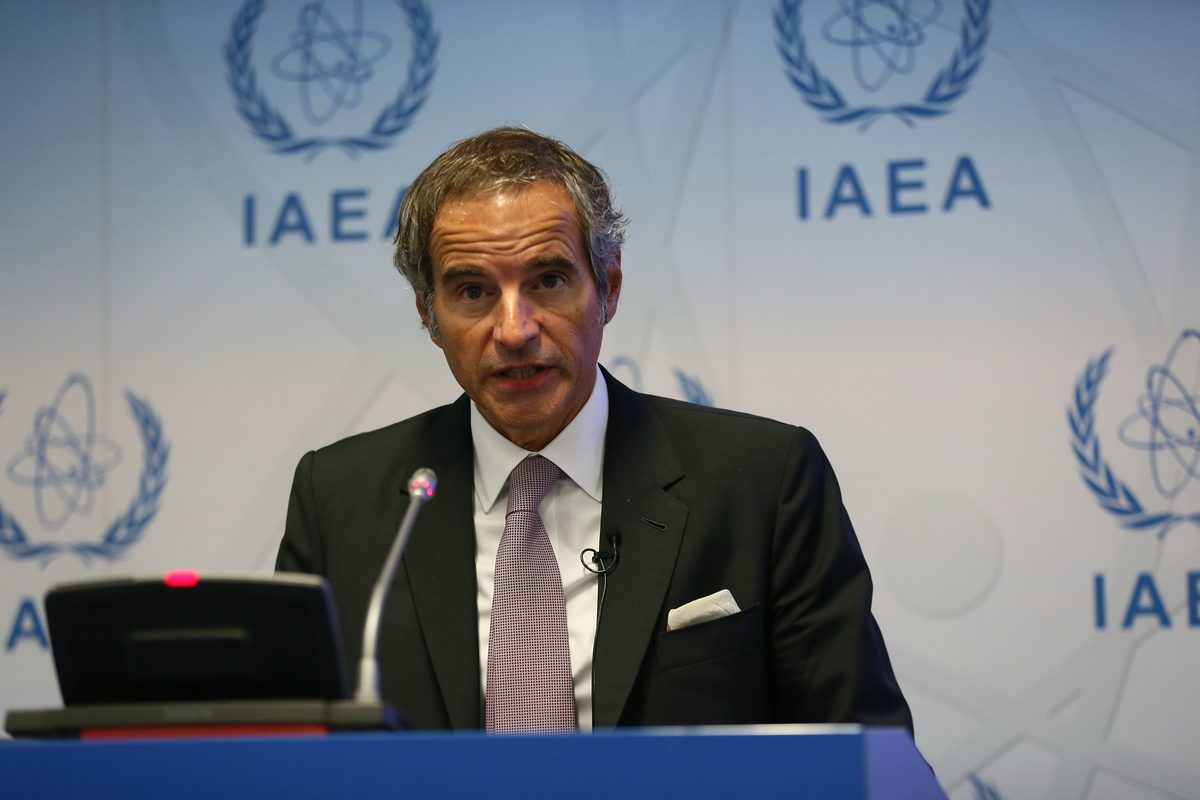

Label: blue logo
[774,0,990,129]
[1069,331,1200,539]
[0,375,169,564]
[673,369,713,406]
[225,0,438,159]
[969,774,1004,800]
[606,358,713,407]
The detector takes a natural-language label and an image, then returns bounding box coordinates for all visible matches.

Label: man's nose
[493,289,539,351]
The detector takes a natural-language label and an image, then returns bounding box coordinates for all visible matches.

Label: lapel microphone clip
[580,533,621,575]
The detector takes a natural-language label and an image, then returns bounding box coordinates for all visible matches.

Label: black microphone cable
[580,532,620,624]
[582,532,620,723]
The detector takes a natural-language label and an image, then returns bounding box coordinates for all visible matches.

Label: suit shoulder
[636,395,833,475]
[646,394,815,443]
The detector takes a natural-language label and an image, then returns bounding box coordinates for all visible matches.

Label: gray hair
[392,127,627,334]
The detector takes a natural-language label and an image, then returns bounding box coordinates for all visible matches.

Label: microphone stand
[354,469,437,705]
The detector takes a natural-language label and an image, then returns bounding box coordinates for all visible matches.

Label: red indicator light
[163,569,200,588]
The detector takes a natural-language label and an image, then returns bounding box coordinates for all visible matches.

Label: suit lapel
[394,377,689,729]
[592,372,687,727]
[399,396,482,729]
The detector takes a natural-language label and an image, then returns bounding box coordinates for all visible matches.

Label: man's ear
[416,295,442,347]
[603,253,622,324]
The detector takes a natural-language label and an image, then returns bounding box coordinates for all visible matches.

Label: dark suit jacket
[277,370,913,731]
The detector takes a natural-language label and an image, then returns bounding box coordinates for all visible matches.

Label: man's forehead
[428,184,587,267]
[433,181,578,224]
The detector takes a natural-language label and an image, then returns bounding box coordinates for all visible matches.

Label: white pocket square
[667,589,741,631]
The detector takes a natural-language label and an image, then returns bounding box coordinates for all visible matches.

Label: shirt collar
[471,365,608,513]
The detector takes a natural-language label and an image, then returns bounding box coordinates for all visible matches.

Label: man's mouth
[497,365,545,379]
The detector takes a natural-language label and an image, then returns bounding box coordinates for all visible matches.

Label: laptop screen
[45,574,349,705]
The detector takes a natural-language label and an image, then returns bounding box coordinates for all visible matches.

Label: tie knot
[506,455,560,514]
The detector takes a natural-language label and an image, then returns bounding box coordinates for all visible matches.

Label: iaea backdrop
[1,3,1198,798]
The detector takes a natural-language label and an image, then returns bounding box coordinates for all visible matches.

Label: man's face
[422,182,621,451]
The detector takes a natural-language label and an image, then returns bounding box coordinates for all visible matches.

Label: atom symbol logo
[820,0,944,92]
[225,0,438,159]
[1117,330,1200,500]
[5,374,122,532]
[774,0,989,129]
[1069,332,1200,539]
[269,0,391,126]
[0,376,168,564]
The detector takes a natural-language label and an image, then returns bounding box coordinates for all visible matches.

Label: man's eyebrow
[437,265,486,285]
[439,256,581,284]
[527,254,582,272]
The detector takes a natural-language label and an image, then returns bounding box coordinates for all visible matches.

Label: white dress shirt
[470,367,606,730]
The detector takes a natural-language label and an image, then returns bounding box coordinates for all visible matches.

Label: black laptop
[4,573,400,738]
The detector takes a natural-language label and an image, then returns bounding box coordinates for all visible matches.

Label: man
[278,127,912,733]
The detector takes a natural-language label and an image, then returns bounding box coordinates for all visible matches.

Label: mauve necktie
[485,455,576,732]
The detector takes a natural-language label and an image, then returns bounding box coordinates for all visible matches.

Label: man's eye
[460,285,484,301]
[538,273,566,289]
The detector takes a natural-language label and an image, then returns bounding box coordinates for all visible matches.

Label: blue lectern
[0,725,944,799]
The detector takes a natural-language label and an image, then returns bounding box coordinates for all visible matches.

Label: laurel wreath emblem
[1068,349,1200,539]
[224,0,438,159]
[0,390,169,564]
[674,369,713,407]
[969,774,1004,800]
[773,0,990,129]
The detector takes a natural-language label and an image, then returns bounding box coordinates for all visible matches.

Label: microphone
[580,533,620,574]
[586,532,621,704]
[354,468,437,704]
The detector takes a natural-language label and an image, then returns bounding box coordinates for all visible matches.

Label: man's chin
[475,396,547,441]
